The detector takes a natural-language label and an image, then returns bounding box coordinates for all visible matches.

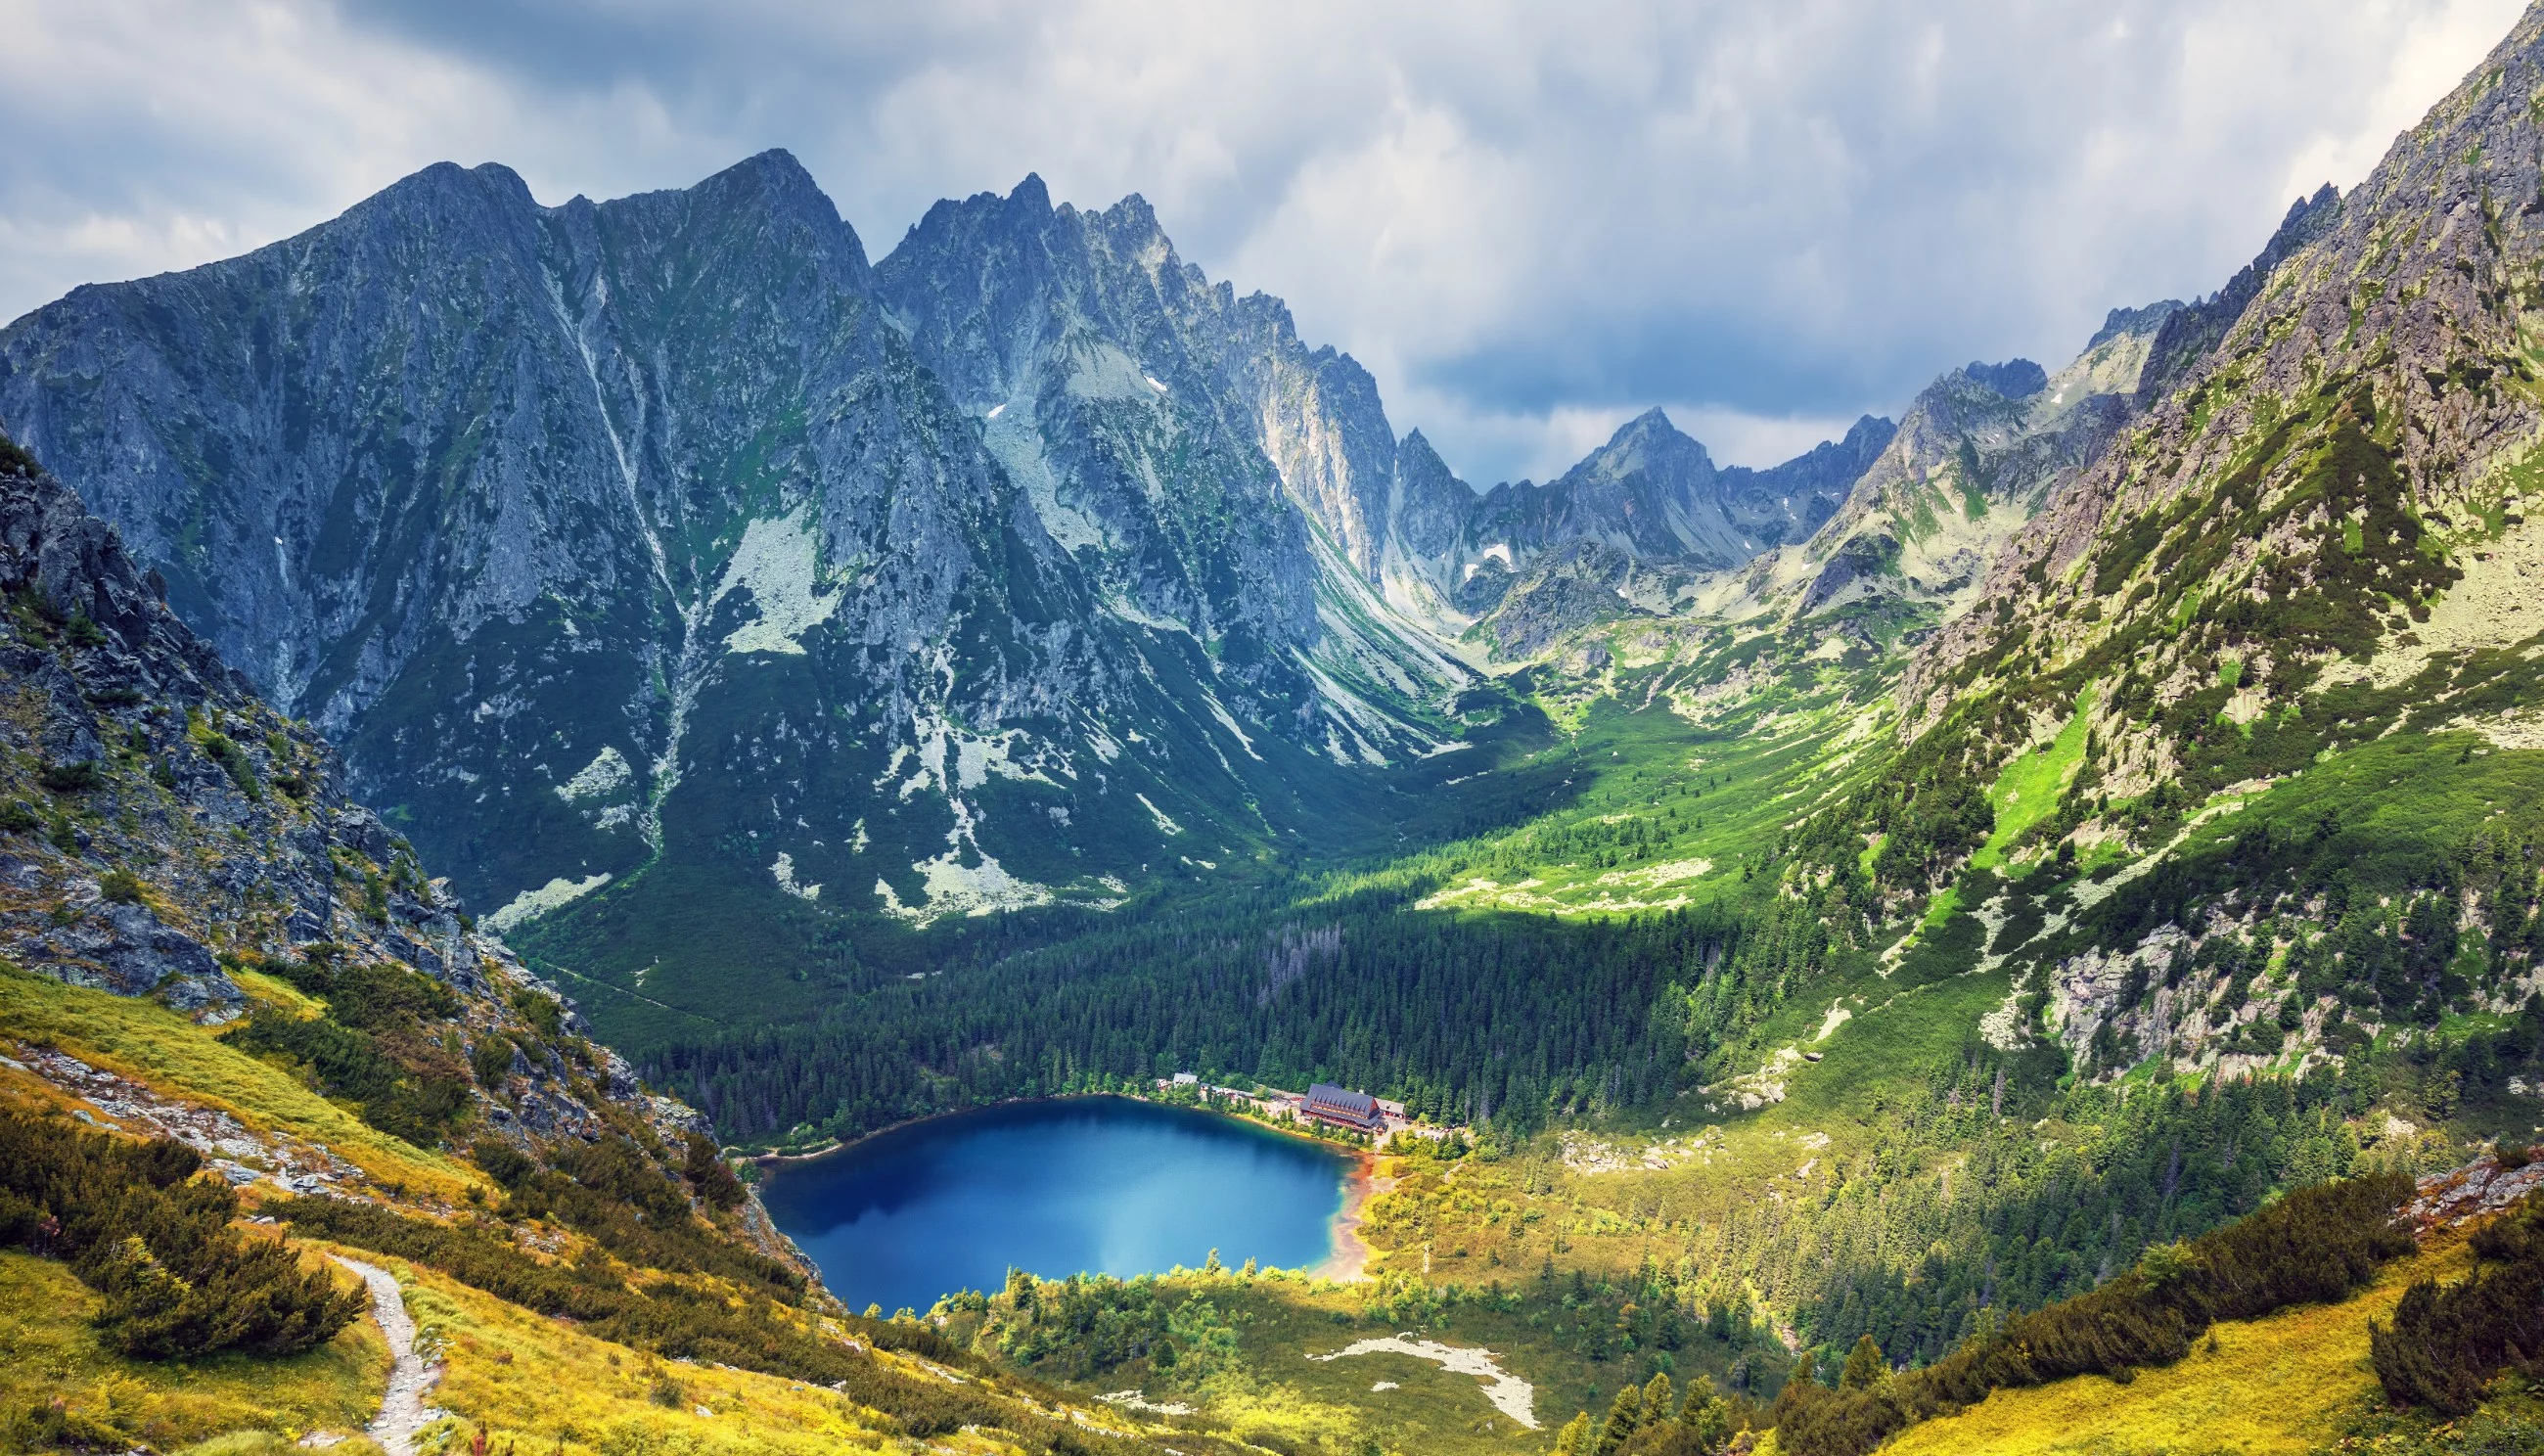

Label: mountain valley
[8,4,2544,1456]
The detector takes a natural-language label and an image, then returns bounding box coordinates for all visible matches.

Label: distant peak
[2286,182,2340,228]
[1603,407,1685,447]
[2089,300,2182,348]
[1962,358,2048,399]
[1840,414,1897,449]
[357,159,535,219]
[1098,191,1164,239]
[688,149,832,208]
[1563,405,1709,483]
[1008,173,1052,211]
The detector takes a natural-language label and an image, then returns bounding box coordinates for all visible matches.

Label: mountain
[17,6,2544,1451]
[1424,410,1896,656]
[0,158,1923,950]
[0,153,1487,940]
[0,427,1217,1455]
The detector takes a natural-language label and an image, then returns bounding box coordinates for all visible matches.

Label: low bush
[1776,1171,2417,1456]
[36,761,98,794]
[2371,1194,2544,1415]
[227,1008,470,1145]
[681,1133,745,1210]
[0,1109,363,1359]
[277,1194,1007,1433]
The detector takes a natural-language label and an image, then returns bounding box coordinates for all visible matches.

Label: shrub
[2371,1195,2544,1415]
[275,1193,991,1427]
[471,1033,517,1089]
[193,731,260,801]
[1777,1172,2416,1456]
[226,1007,470,1145]
[682,1133,746,1210]
[508,987,565,1040]
[36,761,98,794]
[97,870,145,904]
[0,1109,363,1359]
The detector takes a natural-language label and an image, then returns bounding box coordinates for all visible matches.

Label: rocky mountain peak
[1957,358,2049,400]
[1574,407,1717,481]
[2089,300,2182,348]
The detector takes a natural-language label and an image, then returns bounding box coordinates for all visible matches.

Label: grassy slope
[366,1254,976,1456]
[1881,1235,2480,1456]
[1368,645,1886,920]
[1971,688,2093,873]
[947,1269,1595,1456]
[0,964,478,1199]
[0,1250,387,1452]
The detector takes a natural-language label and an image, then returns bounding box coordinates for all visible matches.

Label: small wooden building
[1302,1082,1386,1133]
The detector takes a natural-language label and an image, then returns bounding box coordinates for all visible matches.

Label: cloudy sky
[0,0,2524,482]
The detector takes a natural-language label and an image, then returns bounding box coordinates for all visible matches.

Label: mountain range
[11,4,2544,1452]
[0,148,2216,946]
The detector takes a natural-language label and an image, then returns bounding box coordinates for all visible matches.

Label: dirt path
[332,1256,442,1456]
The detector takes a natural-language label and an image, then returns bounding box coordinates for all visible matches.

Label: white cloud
[0,0,2524,482]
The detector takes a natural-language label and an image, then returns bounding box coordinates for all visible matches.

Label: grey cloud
[0,0,2522,483]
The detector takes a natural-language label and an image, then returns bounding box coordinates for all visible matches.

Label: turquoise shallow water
[758,1096,1354,1314]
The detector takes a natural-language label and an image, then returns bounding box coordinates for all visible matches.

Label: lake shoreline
[1314,1148,1385,1282]
[754,1092,1382,1289]
[747,1089,1376,1168]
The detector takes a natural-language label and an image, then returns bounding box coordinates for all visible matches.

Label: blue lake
[758,1096,1357,1315]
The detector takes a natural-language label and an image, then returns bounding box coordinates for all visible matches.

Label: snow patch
[1136,793,1184,836]
[486,873,612,933]
[555,746,632,802]
[771,852,821,902]
[711,507,843,656]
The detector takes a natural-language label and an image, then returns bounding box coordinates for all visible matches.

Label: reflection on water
[758,1096,1353,1315]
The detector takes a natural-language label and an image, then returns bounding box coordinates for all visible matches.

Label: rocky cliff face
[1710,310,2172,635]
[0,157,1931,931]
[0,154,1474,930]
[0,430,661,1147]
[1904,0,2544,742]
[1241,399,1898,661]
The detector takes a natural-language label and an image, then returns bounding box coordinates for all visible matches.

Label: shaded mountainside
[0,152,1471,941]
[0,430,1220,1456]
[0,160,1924,950]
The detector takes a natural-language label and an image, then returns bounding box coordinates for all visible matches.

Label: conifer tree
[1596,1382,1645,1454]
[1683,1393,1737,1454]
[1553,1412,1593,1456]
[1840,1333,1885,1390]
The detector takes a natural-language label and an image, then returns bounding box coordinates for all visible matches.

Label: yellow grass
[1882,1238,2475,1456]
[361,1252,1122,1456]
[231,967,329,1018]
[0,964,476,1198]
[0,1249,386,1449]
